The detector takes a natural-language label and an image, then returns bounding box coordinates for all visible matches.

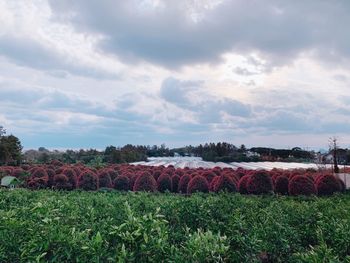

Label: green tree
[0,134,23,165]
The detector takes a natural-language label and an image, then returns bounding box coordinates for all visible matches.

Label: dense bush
[316,174,340,196]
[274,176,289,195]
[78,170,99,191]
[238,174,251,194]
[211,174,237,193]
[171,174,180,193]
[53,174,70,190]
[247,171,273,195]
[98,170,113,188]
[113,175,130,191]
[187,175,209,194]
[1,190,350,262]
[178,174,192,194]
[62,168,78,190]
[157,173,172,192]
[289,175,317,196]
[133,172,157,192]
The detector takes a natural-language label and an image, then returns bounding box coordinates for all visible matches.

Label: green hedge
[0,189,350,262]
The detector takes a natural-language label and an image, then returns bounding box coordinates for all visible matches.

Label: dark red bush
[30,168,49,188]
[246,171,273,195]
[171,174,180,193]
[46,168,56,188]
[212,174,237,193]
[238,174,251,194]
[62,168,78,190]
[202,171,217,184]
[78,170,99,191]
[157,173,172,192]
[113,175,130,191]
[98,170,113,188]
[274,176,289,195]
[187,175,209,194]
[27,177,47,190]
[316,174,340,196]
[209,176,220,192]
[53,174,71,190]
[289,175,317,196]
[178,174,192,193]
[133,172,157,192]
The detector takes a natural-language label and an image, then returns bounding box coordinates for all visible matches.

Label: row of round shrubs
[0,163,346,196]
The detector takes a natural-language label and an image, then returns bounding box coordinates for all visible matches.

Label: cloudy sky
[1,0,350,150]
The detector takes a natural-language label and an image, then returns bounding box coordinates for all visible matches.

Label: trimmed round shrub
[30,168,49,188]
[274,176,289,195]
[187,175,209,194]
[133,172,157,192]
[46,168,56,188]
[113,175,130,191]
[209,176,220,192]
[316,174,340,196]
[53,174,70,190]
[238,175,251,194]
[157,173,172,192]
[62,168,78,190]
[178,174,192,194]
[98,170,113,188]
[27,177,47,190]
[171,174,180,193]
[247,171,273,195]
[289,175,317,196]
[202,171,217,184]
[212,174,237,193]
[78,170,99,191]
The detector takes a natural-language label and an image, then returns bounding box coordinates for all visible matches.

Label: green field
[1,189,350,262]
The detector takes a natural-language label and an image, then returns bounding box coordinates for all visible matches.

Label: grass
[1,189,350,262]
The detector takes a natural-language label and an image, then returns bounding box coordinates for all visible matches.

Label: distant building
[1,176,20,189]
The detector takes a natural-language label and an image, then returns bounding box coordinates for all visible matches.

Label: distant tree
[329,137,339,173]
[0,134,23,165]
[104,146,122,163]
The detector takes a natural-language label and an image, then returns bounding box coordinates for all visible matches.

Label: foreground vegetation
[1,189,350,262]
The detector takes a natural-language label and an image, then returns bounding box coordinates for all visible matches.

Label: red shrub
[247,171,273,195]
[27,177,47,190]
[157,173,172,192]
[62,168,78,190]
[133,172,157,192]
[171,174,180,193]
[30,168,49,188]
[288,175,317,196]
[209,176,220,192]
[316,174,340,196]
[78,171,99,191]
[11,168,24,178]
[113,175,130,191]
[212,174,237,193]
[202,171,217,184]
[98,170,113,188]
[178,174,192,193]
[274,176,289,195]
[187,175,209,194]
[46,168,56,188]
[53,174,71,190]
[238,175,251,194]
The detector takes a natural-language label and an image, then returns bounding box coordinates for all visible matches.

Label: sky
[1,0,350,150]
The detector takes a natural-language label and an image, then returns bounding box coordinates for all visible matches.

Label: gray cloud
[0,35,119,79]
[160,77,252,124]
[49,0,350,68]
